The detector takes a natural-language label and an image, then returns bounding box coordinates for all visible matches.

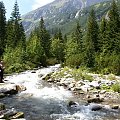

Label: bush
[112,83,120,93]
[46,58,58,66]
[82,73,94,82]
[65,54,83,67]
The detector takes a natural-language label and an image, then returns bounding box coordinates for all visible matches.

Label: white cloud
[32,0,55,10]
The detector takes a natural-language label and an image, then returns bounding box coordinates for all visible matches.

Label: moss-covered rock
[0,103,5,110]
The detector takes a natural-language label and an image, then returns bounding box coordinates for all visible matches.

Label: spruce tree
[99,17,107,51]
[72,22,83,53]
[37,17,51,58]
[106,0,120,53]
[4,1,27,73]
[54,29,63,43]
[11,0,21,21]
[0,1,6,56]
[6,0,26,49]
[84,9,99,67]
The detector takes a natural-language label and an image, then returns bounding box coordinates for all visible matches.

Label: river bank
[43,66,120,110]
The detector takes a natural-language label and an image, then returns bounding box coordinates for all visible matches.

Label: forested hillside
[0,0,120,75]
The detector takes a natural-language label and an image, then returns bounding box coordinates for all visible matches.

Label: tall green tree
[4,1,27,73]
[0,1,6,56]
[37,17,51,57]
[6,0,26,48]
[72,22,83,53]
[99,17,107,51]
[11,0,21,21]
[26,32,45,67]
[106,0,120,53]
[65,23,83,67]
[84,9,99,67]
[51,38,64,62]
[54,29,63,43]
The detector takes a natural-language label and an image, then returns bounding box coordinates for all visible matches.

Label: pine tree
[11,0,21,21]
[108,0,120,33]
[96,0,120,74]
[72,22,83,53]
[106,0,120,53]
[84,9,99,67]
[54,29,63,43]
[0,1,6,56]
[4,1,27,73]
[99,17,107,51]
[6,0,26,49]
[6,20,14,48]
[37,17,51,58]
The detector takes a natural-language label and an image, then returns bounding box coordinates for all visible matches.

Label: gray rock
[90,104,102,111]
[100,90,106,94]
[68,101,78,107]
[90,81,100,89]
[80,84,91,92]
[0,103,5,111]
[10,112,24,119]
[87,97,104,103]
[0,93,6,98]
[16,85,26,92]
[111,105,119,109]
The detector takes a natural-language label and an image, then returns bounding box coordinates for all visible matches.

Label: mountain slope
[22,0,117,35]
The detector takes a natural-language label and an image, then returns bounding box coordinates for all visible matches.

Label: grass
[112,83,120,93]
[51,66,94,82]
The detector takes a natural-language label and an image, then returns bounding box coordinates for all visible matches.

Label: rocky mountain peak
[22,0,110,35]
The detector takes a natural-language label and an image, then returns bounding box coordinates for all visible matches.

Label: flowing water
[0,65,120,120]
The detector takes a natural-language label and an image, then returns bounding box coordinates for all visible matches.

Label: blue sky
[2,0,55,19]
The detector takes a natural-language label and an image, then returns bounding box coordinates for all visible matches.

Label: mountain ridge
[21,0,112,35]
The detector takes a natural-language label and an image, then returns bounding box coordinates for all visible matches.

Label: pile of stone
[0,83,26,119]
[43,68,120,109]
[0,83,26,98]
[0,103,25,119]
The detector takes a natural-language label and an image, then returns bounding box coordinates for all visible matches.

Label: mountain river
[0,65,120,120]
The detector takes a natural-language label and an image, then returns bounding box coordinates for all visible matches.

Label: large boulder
[10,112,24,119]
[4,89,18,95]
[89,104,102,111]
[16,85,26,92]
[0,84,18,95]
[111,105,119,109]
[87,97,104,103]
[68,101,78,107]
[89,81,100,89]
[0,93,6,98]
[0,103,5,111]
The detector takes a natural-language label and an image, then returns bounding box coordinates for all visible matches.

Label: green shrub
[107,74,116,80]
[101,84,110,90]
[82,73,94,82]
[112,83,120,93]
[46,58,58,66]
